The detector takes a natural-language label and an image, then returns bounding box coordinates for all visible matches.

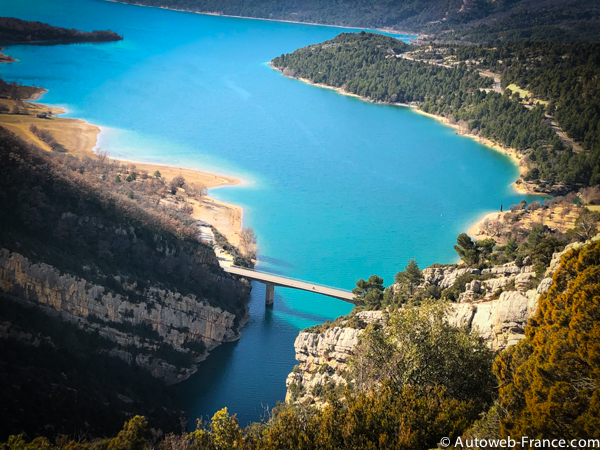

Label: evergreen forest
[112,0,600,44]
[272,33,600,191]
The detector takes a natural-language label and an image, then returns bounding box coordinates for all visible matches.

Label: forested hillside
[0,17,122,44]
[453,41,600,182]
[111,0,600,43]
[272,33,600,192]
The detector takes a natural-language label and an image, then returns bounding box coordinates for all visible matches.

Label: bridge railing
[227,265,355,294]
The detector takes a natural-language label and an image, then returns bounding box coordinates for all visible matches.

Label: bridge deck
[222,265,355,302]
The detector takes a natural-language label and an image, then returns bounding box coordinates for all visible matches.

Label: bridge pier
[265,283,275,306]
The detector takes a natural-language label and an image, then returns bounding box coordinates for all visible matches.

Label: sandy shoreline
[0,95,244,246]
[467,212,501,239]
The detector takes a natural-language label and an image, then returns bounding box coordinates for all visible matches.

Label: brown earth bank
[467,194,594,245]
[0,47,15,63]
[0,94,244,246]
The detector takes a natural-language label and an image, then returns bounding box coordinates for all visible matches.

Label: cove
[0,0,542,426]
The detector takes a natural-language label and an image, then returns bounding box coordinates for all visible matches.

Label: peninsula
[0,17,123,45]
[0,78,245,248]
[271,32,599,197]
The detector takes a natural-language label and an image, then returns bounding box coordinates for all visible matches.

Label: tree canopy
[494,239,600,439]
[273,34,600,190]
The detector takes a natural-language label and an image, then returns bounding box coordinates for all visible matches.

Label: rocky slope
[286,239,594,405]
[0,248,248,383]
[0,127,251,386]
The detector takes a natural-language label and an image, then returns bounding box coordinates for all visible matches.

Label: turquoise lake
[0,0,541,426]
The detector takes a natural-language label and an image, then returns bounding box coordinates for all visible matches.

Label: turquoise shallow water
[1,0,541,426]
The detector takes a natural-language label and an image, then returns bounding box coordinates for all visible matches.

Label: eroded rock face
[0,249,248,383]
[422,266,480,290]
[448,288,542,350]
[285,311,386,405]
[284,243,582,406]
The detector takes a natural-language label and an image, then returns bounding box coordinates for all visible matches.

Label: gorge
[0,0,561,431]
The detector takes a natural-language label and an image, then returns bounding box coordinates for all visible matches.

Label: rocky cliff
[0,247,249,383]
[0,127,252,385]
[285,239,593,405]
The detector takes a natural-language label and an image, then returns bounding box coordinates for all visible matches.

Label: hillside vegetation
[272,33,600,192]
[3,236,599,448]
[0,126,247,315]
[110,0,600,43]
[0,17,122,44]
[0,127,249,438]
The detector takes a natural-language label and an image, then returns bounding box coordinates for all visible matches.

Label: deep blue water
[1,0,541,426]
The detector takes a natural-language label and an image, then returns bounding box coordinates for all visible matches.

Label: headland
[0,89,244,247]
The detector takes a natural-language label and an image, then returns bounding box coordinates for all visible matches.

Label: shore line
[0,93,245,246]
[104,0,420,39]
[269,64,549,243]
[270,64,538,198]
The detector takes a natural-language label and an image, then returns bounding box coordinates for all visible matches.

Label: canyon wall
[0,248,249,383]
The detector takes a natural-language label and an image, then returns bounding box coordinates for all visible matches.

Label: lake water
[0,0,541,427]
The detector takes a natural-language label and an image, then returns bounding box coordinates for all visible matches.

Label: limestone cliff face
[424,261,546,351]
[285,241,589,405]
[285,311,382,404]
[0,248,249,383]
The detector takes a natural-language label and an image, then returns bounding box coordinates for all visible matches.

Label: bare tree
[96,148,109,163]
[580,186,600,205]
[559,207,569,226]
[239,227,257,259]
[489,218,504,237]
[186,182,207,200]
[505,211,520,224]
[510,223,527,243]
[480,217,492,235]
[569,210,600,241]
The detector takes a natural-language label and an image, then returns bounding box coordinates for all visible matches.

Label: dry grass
[470,202,583,245]
[506,83,548,106]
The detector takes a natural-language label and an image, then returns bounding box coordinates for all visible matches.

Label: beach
[0,95,244,247]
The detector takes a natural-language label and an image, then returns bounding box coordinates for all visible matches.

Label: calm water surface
[0,0,541,426]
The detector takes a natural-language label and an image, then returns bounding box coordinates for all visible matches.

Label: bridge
[221,265,356,306]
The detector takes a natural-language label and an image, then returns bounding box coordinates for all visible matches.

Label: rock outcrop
[284,240,593,406]
[285,310,384,404]
[0,248,249,383]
